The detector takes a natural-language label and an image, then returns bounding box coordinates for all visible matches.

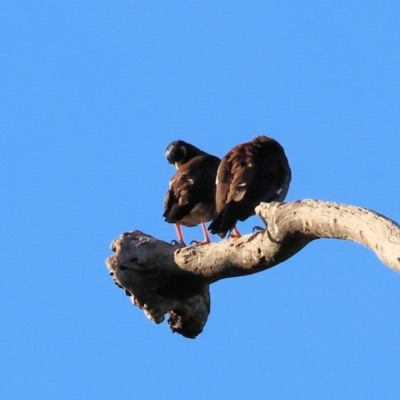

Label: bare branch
[106,199,400,338]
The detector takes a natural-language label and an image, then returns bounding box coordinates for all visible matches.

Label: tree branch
[106,199,400,338]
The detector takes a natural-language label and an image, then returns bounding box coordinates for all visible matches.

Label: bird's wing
[163,155,219,222]
[221,146,257,204]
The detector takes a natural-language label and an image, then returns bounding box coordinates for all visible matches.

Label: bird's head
[165,140,204,169]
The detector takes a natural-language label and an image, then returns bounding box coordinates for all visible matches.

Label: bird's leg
[173,223,186,246]
[229,226,241,239]
[190,222,211,246]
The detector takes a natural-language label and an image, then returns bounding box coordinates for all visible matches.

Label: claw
[171,239,186,247]
[190,239,210,246]
[229,226,241,239]
[189,222,212,245]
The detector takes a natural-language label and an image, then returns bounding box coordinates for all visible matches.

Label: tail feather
[163,203,194,223]
[208,206,238,238]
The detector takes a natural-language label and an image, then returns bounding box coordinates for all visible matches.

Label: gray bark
[106,199,400,338]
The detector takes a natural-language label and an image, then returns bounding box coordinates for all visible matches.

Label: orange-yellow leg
[190,222,211,246]
[229,226,241,239]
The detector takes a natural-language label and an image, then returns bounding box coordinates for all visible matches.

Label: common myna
[163,140,220,245]
[208,135,291,238]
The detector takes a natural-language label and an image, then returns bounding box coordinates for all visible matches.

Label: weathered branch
[106,199,400,338]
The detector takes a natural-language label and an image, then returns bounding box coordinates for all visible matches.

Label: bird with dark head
[165,140,208,168]
[208,135,291,238]
[163,140,220,245]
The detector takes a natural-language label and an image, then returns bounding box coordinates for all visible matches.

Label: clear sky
[2,1,400,399]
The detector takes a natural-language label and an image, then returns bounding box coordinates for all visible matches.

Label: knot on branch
[106,231,210,338]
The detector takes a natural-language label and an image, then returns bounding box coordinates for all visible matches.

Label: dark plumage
[208,135,291,238]
[163,140,220,245]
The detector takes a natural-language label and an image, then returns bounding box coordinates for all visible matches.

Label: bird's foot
[228,226,241,239]
[170,239,186,247]
[190,239,210,246]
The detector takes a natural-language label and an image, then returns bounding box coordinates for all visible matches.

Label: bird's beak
[174,162,181,170]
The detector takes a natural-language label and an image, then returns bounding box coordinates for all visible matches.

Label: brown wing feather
[209,135,291,238]
[164,154,220,227]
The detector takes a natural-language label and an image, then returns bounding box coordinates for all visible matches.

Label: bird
[208,135,291,238]
[163,140,221,245]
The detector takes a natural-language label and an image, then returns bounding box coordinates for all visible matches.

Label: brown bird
[208,135,291,238]
[163,140,220,245]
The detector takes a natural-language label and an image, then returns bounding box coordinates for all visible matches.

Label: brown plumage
[208,135,291,238]
[163,140,220,245]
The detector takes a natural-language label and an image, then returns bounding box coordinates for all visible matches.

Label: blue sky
[1,1,400,399]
